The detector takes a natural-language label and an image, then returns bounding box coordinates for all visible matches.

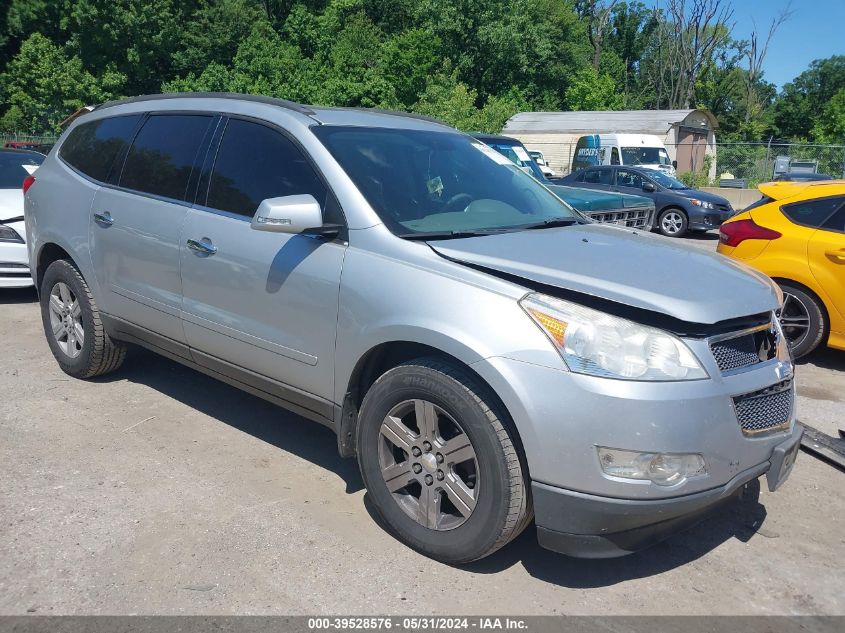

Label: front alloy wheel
[657,209,688,237]
[379,399,479,530]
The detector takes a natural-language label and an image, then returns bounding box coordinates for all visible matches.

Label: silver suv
[25,93,802,563]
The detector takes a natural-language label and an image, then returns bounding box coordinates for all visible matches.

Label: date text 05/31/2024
[307,618,528,630]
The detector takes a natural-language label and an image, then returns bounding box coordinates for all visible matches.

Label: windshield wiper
[521,217,583,230]
[398,229,497,241]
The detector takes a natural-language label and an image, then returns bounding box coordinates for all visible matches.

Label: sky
[648,0,845,89]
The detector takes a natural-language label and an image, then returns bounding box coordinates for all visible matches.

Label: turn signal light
[22,175,36,194]
[719,218,781,247]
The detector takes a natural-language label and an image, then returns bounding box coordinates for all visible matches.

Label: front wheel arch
[338,342,528,474]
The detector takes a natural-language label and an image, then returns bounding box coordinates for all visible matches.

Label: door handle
[825,249,845,262]
[93,211,114,226]
[186,238,217,256]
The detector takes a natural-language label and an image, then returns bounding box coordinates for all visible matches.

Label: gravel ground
[1,233,843,616]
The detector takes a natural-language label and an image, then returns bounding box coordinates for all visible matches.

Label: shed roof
[503,109,718,134]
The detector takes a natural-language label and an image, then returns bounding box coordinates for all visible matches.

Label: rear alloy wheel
[357,358,531,564]
[657,208,688,237]
[777,282,827,359]
[40,259,126,378]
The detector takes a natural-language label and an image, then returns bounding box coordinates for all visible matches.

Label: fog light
[597,447,706,486]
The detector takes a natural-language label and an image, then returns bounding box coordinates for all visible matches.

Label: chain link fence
[713,143,845,188]
[522,140,845,189]
[0,132,58,149]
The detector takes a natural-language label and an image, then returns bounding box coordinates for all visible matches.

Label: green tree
[812,88,845,143]
[564,66,624,110]
[413,64,527,132]
[171,0,264,77]
[0,33,123,133]
[773,56,845,141]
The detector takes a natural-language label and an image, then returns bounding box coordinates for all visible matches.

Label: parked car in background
[561,165,734,238]
[718,180,845,358]
[773,172,834,182]
[572,133,676,175]
[26,93,801,563]
[472,134,654,230]
[528,150,557,178]
[0,149,43,288]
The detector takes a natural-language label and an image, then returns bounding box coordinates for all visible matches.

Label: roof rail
[94,92,316,116]
[310,105,450,127]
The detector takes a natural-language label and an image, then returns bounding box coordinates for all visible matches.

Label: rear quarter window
[822,205,845,234]
[59,115,143,182]
[781,195,845,229]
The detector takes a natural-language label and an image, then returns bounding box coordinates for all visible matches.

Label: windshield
[482,141,547,181]
[313,126,580,236]
[644,169,688,189]
[621,146,671,167]
[0,151,43,188]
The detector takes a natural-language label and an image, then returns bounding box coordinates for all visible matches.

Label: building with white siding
[502,109,718,178]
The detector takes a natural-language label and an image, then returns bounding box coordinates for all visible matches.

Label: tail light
[22,175,36,194]
[719,218,781,247]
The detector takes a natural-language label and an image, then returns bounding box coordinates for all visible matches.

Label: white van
[572,133,675,175]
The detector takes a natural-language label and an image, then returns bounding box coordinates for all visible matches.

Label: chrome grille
[733,380,793,436]
[586,207,652,229]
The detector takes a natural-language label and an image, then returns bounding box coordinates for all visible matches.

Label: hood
[672,188,731,206]
[547,184,651,212]
[0,189,24,222]
[430,224,779,324]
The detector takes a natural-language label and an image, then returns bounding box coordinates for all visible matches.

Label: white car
[528,150,557,178]
[1,149,44,288]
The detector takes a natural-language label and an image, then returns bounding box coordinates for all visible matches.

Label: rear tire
[777,282,827,359]
[40,259,126,378]
[357,358,531,564]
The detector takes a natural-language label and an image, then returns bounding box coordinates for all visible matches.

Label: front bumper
[533,424,802,558]
[688,206,734,231]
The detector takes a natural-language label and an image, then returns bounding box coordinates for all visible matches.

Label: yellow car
[717,180,845,358]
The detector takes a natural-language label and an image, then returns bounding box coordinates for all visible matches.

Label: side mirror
[251,194,323,234]
[672,160,678,169]
[642,182,656,192]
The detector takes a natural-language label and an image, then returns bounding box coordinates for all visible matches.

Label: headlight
[520,293,708,381]
[0,224,24,243]
[689,199,714,209]
[597,447,707,486]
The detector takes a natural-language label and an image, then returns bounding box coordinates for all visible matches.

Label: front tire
[357,358,531,564]
[656,208,688,237]
[40,259,126,378]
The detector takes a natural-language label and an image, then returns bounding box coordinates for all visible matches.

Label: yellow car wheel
[778,281,828,358]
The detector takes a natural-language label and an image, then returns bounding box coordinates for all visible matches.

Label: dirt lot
[1,234,843,616]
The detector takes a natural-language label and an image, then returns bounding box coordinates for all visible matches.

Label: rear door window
[59,115,143,182]
[119,114,214,201]
[584,169,613,185]
[781,196,845,229]
[204,118,334,221]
